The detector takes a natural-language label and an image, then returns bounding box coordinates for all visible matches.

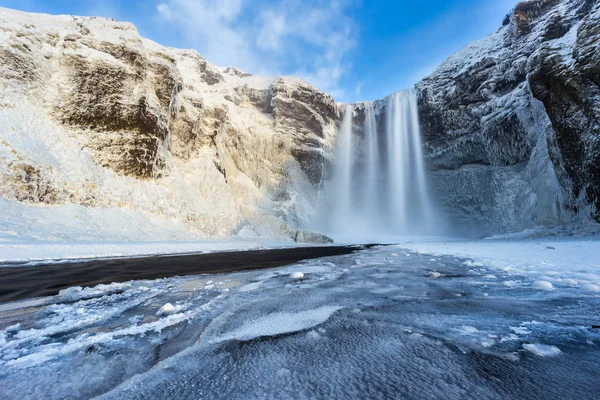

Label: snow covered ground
[0,196,302,265]
[0,238,300,266]
[1,240,598,399]
[397,235,600,292]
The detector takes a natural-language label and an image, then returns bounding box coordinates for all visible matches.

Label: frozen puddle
[1,245,599,399]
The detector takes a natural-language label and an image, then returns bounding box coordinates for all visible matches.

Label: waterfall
[324,90,436,240]
[330,104,355,232]
[363,102,380,228]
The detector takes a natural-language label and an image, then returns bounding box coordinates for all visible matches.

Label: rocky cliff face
[0,8,338,240]
[416,0,599,234]
[1,1,598,241]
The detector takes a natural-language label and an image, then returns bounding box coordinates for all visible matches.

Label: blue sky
[0,0,517,102]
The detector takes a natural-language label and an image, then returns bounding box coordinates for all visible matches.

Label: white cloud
[154,0,357,98]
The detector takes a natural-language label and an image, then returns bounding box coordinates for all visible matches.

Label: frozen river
[1,243,599,399]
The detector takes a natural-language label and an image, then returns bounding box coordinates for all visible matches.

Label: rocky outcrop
[528,0,600,221]
[416,0,599,234]
[0,8,337,239]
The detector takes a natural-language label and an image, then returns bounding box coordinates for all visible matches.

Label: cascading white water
[363,101,380,227]
[330,104,355,232]
[324,90,436,240]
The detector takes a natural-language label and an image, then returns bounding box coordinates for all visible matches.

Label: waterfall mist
[321,90,438,242]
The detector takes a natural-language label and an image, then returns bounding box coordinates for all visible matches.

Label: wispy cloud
[155,0,357,98]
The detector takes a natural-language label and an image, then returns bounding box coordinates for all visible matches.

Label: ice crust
[0,241,598,399]
[210,306,342,343]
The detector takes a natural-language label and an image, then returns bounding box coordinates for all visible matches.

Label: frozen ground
[0,239,299,266]
[0,197,300,265]
[399,235,600,291]
[0,241,599,399]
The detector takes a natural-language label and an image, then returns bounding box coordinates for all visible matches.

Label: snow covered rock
[416,0,600,234]
[0,7,337,239]
[292,230,334,244]
[1,1,598,242]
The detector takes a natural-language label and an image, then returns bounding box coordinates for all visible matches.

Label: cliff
[417,0,599,234]
[0,7,338,241]
[1,0,598,241]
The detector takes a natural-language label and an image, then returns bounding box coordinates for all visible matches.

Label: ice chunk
[510,326,531,335]
[532,281,554,290]
[239,282,262,292]
[523,343,561,357]
[581,283,600,292]
[58,286,84,301]
[460,326,478,335]
[212,306,342,343]
[290,272,304,280]
[428,271,441,278]
[156,303,184,316]
[5,323,21,334]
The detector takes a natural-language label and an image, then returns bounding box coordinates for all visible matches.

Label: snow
[156,303,184,316]
[0,242,598,398]
[581,283,600,292]
[0,236,297,266]
[0,7,337,251]
[532,280,554,290]
[398,236,600,288]
[289,271,304,279]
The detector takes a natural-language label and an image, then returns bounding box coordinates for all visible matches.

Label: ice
[156,303,185,316]
[532,281,554,290]
[523,344,562,357]
[0,230,298,265]
[1,242,599,399]
[289,272,305,280]
[399,236,600,288]
[581,283,600,292]
[459,326,479,335]
[210,306,342,343]
[510,326,532,335]
[238,281,263,292]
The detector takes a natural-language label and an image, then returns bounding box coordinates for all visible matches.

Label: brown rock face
[0,9,337,237]
[271,78,338,184]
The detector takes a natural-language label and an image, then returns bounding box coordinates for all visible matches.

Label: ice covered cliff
[417,0,599,234]
[1,0,598,242]
[0,7,338,241]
